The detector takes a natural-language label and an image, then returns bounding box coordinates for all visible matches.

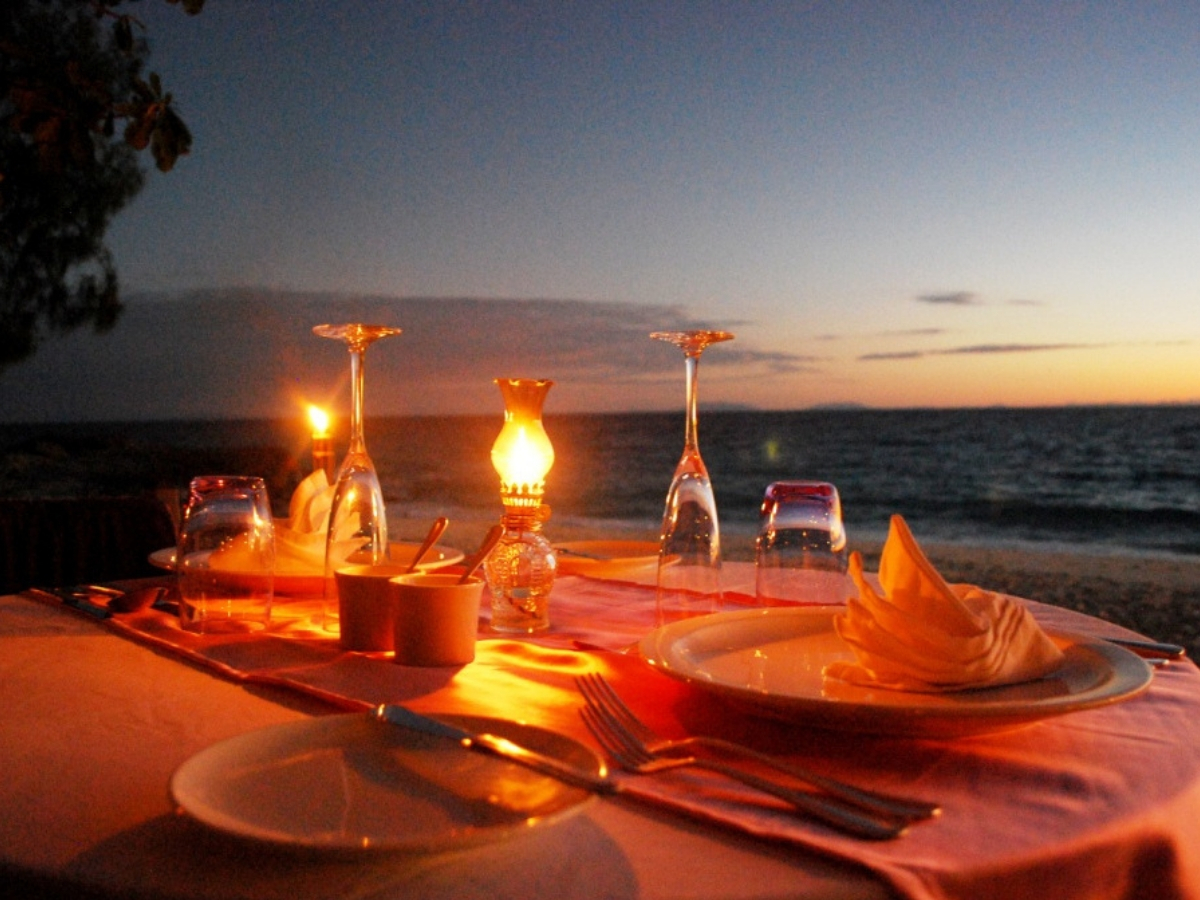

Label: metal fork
[579,703,907,840]
[577,672,940,823]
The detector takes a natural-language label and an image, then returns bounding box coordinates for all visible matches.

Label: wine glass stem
[683,352,701,457]
[349,346,367,456]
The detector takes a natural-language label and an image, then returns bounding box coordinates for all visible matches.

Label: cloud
[942,343,1093,355]
[1006,298,1046,307]
[858,351,927,361]
[881,327,947,337]
[817,328,945,342]
[916,291,978,306]
[858,342,1099,361]
[0,290,803,421]
[716,348,823,376]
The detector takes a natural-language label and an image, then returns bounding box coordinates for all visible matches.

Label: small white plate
[554,541,661,576]
[639,607,1154,738]
[170,713,600,854]
[149,540,463,596]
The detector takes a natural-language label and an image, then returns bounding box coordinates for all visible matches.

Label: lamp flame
[492,422,554,494]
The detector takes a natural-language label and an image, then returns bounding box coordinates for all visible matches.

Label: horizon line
[4,399,1199,428]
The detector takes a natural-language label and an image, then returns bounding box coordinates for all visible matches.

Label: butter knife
[374,704,618,794]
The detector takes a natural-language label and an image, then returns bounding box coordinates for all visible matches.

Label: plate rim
[552,539,665,576]
[638,606,1154,737]
[150,540,464,576]
[169,711,600,854]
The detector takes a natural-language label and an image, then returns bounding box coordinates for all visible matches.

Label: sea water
[7,405,1200,559]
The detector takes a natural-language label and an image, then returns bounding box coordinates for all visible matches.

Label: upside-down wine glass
[313,323,402,632]
[650,329,734,625]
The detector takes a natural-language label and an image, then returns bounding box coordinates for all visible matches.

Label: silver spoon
[406,516,450,573]
[458,524,504,584]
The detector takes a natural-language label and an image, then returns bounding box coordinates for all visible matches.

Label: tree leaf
[113,17,133,53]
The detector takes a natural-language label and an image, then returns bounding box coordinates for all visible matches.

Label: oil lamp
[483,378,556,632]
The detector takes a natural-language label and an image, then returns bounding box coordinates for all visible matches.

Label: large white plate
[638,607,1154,738]
[170,712,600,854]
[149,540,463,596]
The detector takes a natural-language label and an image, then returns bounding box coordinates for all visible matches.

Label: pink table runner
[31,566,1200,900]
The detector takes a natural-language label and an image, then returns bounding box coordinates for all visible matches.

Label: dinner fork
[576,672,940,822]
[579,703,907,840]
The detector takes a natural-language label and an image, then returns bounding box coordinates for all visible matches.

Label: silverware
[106,585,169,613]
[377,703,900,840]
[1104,636,1186,660]
[457,524,504,584]
[577,672,940,823]
[579,698,907,839]
[406,516,450,573]
[24,583,177,617]
[554,546,613,560]
[23,587,112,619]
[374,704,617,794]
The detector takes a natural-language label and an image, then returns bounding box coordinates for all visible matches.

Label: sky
[5,0,1200,421]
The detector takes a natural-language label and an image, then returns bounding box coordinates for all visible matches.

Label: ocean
[5,405,1200,559]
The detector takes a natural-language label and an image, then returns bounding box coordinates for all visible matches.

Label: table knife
[553,547,613,560]
[1104,636,1186,660]
[23,587,112,619]
[374,704,618,794]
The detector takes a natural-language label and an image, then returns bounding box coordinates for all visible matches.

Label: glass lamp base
[484,509,556,633]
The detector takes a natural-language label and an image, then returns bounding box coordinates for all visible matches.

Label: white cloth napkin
[287,469,333,534]
[253,469,363,574]
[826,515,1064,692]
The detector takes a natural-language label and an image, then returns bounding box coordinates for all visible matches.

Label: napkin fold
[287,468,333,534]
[826,515,1064,692]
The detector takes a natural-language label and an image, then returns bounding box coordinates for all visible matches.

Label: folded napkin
[826,515,1064,692]
[287,468,333,534]
[212,469,364,576]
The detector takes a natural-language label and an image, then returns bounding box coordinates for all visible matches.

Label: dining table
[3,556,1200,900]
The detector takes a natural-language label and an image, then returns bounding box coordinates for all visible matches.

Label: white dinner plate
[170,712,600,854]
[554,540,661,576]
[149,540,464,596]
[638,607,1154,738]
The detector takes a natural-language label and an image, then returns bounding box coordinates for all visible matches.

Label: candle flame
[308,405,331,437]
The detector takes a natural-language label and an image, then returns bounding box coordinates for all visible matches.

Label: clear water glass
[754,481,850,606]
[177,475,275,634]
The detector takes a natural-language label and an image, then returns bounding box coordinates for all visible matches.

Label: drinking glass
[650,329,734,624]
[754,481,850,606]
[177,476,275,634]
[313,323,402,632]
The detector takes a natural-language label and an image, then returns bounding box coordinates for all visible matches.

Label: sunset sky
[7,1,1200,420]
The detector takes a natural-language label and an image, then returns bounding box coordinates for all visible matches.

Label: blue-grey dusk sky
[5,1,1200,421]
